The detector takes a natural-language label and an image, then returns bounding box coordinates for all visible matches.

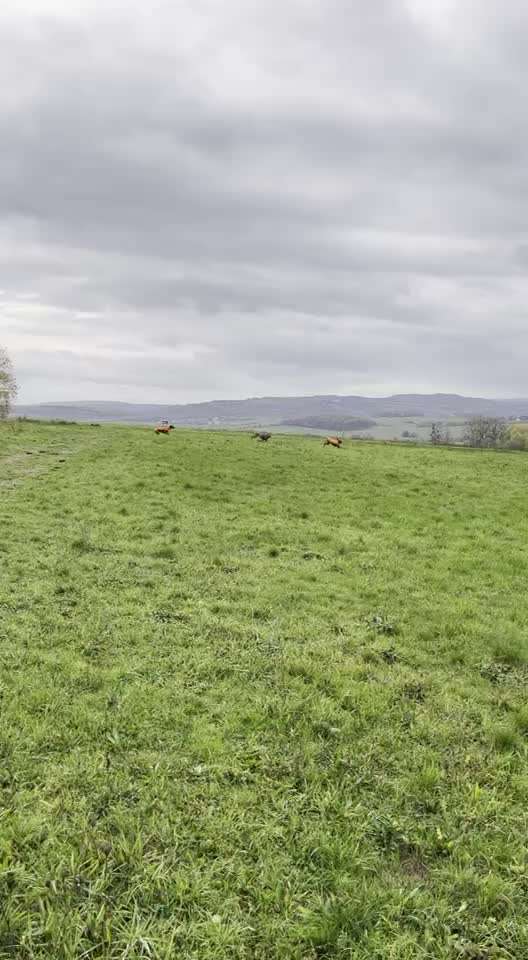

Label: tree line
[431,417,528,450]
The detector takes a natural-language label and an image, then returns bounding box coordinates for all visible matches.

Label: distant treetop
[0,347,17,420]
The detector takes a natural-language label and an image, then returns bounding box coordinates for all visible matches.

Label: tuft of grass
[413,762,442,794]
[70,529,93,553]
[153,543,177,559]
[514,705,528,734]
[491,724,519,751]
[368,613,399,636]
[492,630,528,665]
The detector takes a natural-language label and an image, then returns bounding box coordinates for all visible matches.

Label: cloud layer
[1,0,527,402]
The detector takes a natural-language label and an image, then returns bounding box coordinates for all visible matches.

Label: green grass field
[2,422,528,959]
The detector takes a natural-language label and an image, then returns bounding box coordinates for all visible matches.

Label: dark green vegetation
[2,422,528,959]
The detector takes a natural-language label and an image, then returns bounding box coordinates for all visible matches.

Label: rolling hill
[14,393,528,426]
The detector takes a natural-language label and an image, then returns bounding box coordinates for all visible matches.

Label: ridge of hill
[14,393,528,426]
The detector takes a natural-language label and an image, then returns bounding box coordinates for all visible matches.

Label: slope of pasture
[1,423,528,959]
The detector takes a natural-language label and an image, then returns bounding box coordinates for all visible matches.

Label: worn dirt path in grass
[0,423,106,490]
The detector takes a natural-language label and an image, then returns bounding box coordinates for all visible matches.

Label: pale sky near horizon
[1,0,528,403]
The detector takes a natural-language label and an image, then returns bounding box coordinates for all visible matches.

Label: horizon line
[14,392,528,406]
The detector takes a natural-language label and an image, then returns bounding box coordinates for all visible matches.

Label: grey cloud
[1,0,527,402]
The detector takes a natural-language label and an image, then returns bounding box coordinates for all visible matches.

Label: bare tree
[430,422,443,445]
[464,417,508,449]
[0,347,17,420]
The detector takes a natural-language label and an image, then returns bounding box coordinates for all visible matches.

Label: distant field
[2,422,528,959]
[15,412,470,443]
[279,417,377,433]
[360,417,468,443]
[350,416,468,442]
[265,417,468,442]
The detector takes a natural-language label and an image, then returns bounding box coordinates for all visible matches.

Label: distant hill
[14,394,528,426]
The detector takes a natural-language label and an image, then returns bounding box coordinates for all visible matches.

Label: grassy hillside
[2,422,528,959]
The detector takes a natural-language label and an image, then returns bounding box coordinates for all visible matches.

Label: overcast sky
[1,0,527,403]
